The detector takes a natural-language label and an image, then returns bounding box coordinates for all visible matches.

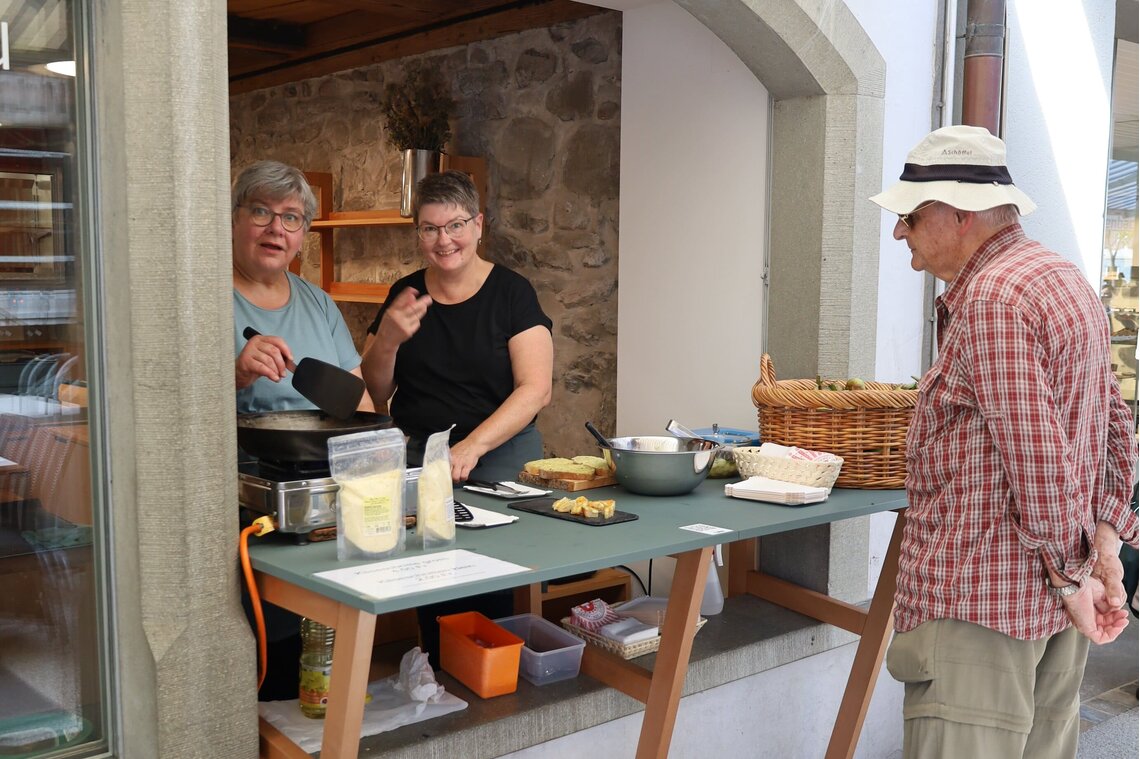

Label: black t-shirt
[368,265,552,443]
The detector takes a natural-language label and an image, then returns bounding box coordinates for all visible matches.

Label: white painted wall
[839,0,943,385]
[614,0,769,437]
[1006,0,1117,283]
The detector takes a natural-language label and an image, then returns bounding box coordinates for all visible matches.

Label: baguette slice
[572,455,611,476]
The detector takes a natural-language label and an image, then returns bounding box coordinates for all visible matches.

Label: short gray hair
[232,161,318,229]
[413,170,480,224]
[972,204,1021,227]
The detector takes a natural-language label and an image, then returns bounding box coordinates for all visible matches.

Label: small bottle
[299,618,335,718]
[700,545,725,616]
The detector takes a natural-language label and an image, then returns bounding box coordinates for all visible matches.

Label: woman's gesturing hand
[236,333,295,388]
[377,287,433,347]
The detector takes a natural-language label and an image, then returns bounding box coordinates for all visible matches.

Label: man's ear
[954,209,974,235]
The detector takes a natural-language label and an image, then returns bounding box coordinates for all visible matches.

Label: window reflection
[0,0,105,756]
[1102,39,1139,423]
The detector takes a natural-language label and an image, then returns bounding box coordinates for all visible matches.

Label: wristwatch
[1047,578,1084,597]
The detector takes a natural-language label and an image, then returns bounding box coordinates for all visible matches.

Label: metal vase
[400,149,442,218]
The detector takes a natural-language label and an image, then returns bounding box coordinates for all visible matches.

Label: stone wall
[229,13,622,457]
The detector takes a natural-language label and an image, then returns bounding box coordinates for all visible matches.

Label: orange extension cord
[239,517,276,690]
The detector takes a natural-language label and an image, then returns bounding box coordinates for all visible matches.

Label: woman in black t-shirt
[361,170,553,482]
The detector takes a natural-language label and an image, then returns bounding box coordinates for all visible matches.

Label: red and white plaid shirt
[895,225,1138,640]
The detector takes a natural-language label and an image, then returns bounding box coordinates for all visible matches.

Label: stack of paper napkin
[724,476,829,505]
[599,618,659,645]
[757,442,841,462]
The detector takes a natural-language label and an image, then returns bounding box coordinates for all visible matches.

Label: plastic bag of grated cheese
[329,427,407,561]
[418,426,456,551]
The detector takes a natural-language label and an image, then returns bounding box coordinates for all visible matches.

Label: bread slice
[572,455,610,476]
[524,457,575,475]
[539,461,597,480]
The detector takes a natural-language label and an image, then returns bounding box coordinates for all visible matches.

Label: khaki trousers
[886,619,1089,759]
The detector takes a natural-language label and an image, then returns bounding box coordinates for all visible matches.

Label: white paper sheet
[315,549,531,600]
[679,523,731,535]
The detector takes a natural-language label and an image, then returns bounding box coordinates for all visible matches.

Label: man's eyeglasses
[898,200,938,230]
[417,217,474,243]
[241,205,306,233]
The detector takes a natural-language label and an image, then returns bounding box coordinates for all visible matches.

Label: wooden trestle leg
[824,510,906,759]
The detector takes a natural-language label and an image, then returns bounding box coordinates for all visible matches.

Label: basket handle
[759,353,777,387]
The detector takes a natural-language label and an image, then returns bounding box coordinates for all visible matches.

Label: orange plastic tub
[438,611,524,698]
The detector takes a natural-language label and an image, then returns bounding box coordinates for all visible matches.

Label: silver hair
[413,170,480,224]
[972,204,1021,227]
[231,161,318,229]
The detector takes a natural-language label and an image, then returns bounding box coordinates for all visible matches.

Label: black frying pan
[237,410,393,462]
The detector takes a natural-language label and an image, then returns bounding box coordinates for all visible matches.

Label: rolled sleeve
[1101,384,1139,546]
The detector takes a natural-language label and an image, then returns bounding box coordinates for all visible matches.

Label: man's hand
[1092,521,1126,609]
[1058,575,1130,645]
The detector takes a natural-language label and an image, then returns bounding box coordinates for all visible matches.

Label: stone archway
[675,0,885,379]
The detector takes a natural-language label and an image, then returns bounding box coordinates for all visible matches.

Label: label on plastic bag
[340,471,400,550]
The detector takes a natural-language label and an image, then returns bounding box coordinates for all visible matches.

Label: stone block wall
[230,12,621,457]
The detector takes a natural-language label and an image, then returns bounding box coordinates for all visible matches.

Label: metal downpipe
[962,0,1007,135]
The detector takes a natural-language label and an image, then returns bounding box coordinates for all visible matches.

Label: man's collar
[940,223,1025,314]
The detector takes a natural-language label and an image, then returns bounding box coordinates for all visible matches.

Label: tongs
[466,479,526,495]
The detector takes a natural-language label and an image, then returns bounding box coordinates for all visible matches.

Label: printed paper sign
[314,549,530,600]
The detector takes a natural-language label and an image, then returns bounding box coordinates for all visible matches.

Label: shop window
[0,1,109,756]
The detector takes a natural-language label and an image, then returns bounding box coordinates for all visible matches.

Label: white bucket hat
[870,125,1036,216]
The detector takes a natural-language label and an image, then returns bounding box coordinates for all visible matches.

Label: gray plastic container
[494,614,585,685]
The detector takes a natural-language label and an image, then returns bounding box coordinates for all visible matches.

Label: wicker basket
[750,354,916,489]
[732,447,843,491]
[560,615,708,660]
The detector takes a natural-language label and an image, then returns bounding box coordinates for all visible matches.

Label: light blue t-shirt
[234,272,361,413]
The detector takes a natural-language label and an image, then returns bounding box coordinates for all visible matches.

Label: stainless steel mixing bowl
[601,435,720,496]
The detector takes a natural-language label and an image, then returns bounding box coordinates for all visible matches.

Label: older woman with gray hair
[232,160,372,414]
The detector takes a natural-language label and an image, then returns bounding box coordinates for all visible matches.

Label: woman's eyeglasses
[898,200,938,230]
[417,217,474,242]
[241,205,305,233]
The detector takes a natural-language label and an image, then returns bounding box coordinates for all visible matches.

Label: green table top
[248,479,907,615]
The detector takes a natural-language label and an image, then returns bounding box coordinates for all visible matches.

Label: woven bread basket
[732,447,843,491]
[750,354,916,489]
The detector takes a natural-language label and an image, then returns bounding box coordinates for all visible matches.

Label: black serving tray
[508,497,638,527]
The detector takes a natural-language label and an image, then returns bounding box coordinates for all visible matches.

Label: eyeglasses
[417,217,474,243]
[241,205,305,233]
[898,200,938,230]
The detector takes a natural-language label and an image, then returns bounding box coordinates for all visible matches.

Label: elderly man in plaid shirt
[871,125,1138,759]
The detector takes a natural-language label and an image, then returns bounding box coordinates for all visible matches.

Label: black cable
[648,559,653,596]
[615,564,647,596]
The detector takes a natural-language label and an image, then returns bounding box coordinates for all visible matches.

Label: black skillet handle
[242,326,260,341]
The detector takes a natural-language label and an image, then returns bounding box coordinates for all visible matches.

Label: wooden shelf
[542,567,632,601]
[309,209,413,229]
[328,282,391,304]
[300,156,487,305]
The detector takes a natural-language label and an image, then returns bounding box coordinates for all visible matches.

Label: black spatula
[242,327,365,420]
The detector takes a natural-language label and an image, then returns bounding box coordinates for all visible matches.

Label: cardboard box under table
[248,480,907,759]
